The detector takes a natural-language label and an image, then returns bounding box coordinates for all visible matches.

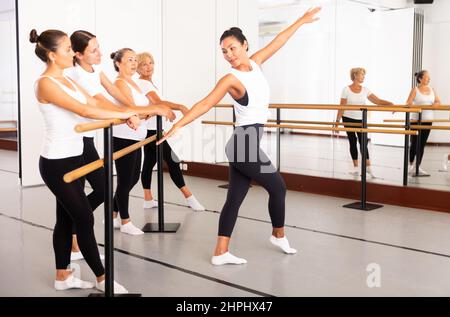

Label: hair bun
[29,29,39,43]
[110,52,117,59]
[229,27,243,34]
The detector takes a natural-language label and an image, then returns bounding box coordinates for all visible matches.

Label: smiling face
[49,35,75,69]
[76,37,102,66]
[221,36,248,68]
[137,55,154,78]
[354,70,365,84]
[419,71,430,85]
[116,50,137,76]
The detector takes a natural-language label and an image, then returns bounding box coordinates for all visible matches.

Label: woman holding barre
[31,29,137,293]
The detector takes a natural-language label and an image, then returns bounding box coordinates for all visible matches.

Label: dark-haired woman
[67,31,172,257]
[111,48,176,235]
[159,8,321,265]
[30,29,139,293]
[406,70,441,175]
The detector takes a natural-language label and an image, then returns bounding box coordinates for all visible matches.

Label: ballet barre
[202,121,418,135]
[64,115,177,297]
[211,104,422,210]
[63,135,157,183]
[0,128,17,132]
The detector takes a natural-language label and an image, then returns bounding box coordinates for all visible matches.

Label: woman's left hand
[299,7,322,24]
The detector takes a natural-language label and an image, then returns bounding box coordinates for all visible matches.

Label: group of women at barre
[336,68,442,178]
[29,5,447,295]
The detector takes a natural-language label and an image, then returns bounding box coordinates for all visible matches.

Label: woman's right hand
[333,119,340,137]
[156,124,180,145]
[126,114,140,130]
[158,105,176,122]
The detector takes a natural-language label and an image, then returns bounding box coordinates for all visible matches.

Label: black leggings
[410,122,432,166]
[72,138,105,234]
[141,130,185,190]
[83,137,105,211]
[219,124,286,237]
[113,137,142,220]
[39,156,104,277]
[342,116,370,161]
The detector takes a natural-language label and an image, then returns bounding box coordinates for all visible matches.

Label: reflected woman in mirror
[335,68,393,178]
[406,70,441,176]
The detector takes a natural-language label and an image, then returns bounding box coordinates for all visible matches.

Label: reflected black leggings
[219,124,286,237]
[342,116,370,161]
[141,130,185,190]
[410,122,432,166]
[113,137,142,220]
[39,156,104,277]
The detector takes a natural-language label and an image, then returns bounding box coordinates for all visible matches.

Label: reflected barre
[202,121,418,135]
[214,104,423,113]
[267,119,405,129]
[63,134,157,183]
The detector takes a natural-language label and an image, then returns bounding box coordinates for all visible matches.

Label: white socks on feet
[211,252,247,266]
[70,251,105,261]
[143,199,158,209]
[270,236,297,254]
[186,195,205,211]
[120,222,144,235]
[54,274,94,291]
[95,280,129,294]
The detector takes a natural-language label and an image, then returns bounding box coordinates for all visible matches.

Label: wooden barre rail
[202,121,418,135]
[214,104,422,112]
[385,119,450,123]
[74,114,152,133]
[267,119,405,129]
[266,119,450,130]
[64,135,157,183]
[0,128,17,132]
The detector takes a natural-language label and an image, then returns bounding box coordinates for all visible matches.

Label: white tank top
[411,87,435,121]
[112,79,148,141]
[136,79,163,131]
[229,60,271,127]
[65,64,104,138]
[36,76,87,159]
[340,86,372,120]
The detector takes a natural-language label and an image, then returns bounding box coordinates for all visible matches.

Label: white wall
[423,0,450,143]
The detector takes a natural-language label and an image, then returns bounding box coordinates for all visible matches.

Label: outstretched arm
[251,7,321,65]
[157,74,234,145]
[368,94,393,106]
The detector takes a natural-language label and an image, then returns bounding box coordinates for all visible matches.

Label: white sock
[186,195,205,211]
[143,199,158,209]
[270,236,297,254]
[71,251,105,261]
[54,273,94,291]
[102,217,121,229]
[95,280,129,294]
[120,221,144,236]
[211,252,247,266]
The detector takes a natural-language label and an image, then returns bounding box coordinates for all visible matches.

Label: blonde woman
[136,52,205,211]
[335,68,393,177]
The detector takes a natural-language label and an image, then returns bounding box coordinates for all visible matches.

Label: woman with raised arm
[158,8,321,265]
[31,29,138,293]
